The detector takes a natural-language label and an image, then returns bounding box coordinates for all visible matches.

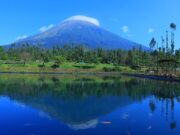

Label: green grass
[0,61,135,73]
[0,61,179,78]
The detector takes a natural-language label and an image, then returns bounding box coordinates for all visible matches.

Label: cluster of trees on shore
[0,42,179,69]
[149,23,180,74]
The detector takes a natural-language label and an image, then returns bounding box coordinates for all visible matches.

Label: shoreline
[0,71,180,82]
[123,73,180,82]
[0,71,122,75]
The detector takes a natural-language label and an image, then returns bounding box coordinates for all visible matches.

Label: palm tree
[170,23,176,30]
[149,38,157,53]
[161,36,165,55]
[149,38,157,73]
[166,31,169,53]
[149,37,156,49]
[170,23,177,74]
[165,31,169,74]
[170,23,176,54]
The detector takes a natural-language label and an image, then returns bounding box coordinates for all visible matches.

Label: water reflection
[0,74,179,134]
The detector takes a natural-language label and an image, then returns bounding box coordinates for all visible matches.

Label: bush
[131,65,141,70]
[54,56,65,65]
[103,67,121,72]
[38,64,45,68]
[51,63,59,69]
[51,56,66,69]
[73,64,96,69]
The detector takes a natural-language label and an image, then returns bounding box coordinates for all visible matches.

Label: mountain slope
[15,19,148,50]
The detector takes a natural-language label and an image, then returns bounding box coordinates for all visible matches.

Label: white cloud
[64,15,100,26]
[122,26,129,33]
[40,24,54,32]
[16,35,28,41]
[148,28,154,33]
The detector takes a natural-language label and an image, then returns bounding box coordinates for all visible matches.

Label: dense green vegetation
[0,44,179,74]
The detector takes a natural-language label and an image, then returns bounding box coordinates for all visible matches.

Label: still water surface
[0,74,180,135]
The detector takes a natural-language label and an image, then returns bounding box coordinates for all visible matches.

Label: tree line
[0,43,179,69]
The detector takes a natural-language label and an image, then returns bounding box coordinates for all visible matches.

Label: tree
[21,52,31,65]
[161,36,165,56]
[170,23,176,54]
[0,46,4,59]
[73,46,85,63]
[175,49,180,61]
[149,38,157,71]
[125,50,133,66]
[166,31,169,53]
[170,23,177,29]
[51,56,66,69]
[84,51,99,64]
[116,50,125,65]
[40,51,49,66]
[149,37,156,50]
[54,56,65,65]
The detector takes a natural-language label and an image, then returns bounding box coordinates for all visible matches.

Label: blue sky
[0,0,180,49]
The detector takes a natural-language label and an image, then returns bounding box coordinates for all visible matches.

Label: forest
[0,43,179,73]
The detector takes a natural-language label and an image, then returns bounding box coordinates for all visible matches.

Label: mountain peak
[63,15,100,26]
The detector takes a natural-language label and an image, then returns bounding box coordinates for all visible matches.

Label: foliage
[103,66,121,72]
[73,64,96,69]
[0,43,179,73]
[51,63,60,69]
[54,56,66,65]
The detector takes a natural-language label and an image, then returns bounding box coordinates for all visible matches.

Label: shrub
[131,65,141,70]
[54,56,65,65]
[51,63,59,69]
[38,64,45,68]
[103,67,121,72]
[73,64,96,69]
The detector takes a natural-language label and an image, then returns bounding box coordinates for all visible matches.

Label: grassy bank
[0,61,180,79]
[0,61,135,73]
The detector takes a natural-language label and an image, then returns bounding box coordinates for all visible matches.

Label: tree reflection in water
[149,80,179,130]
[0,74,179,131]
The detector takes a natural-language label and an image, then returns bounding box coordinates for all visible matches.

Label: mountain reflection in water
[0,74,179,135]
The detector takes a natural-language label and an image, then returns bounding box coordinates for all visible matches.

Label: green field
[0,61,179,78]
[0,61,136,73]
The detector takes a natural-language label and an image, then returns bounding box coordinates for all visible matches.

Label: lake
[0,74,180,135]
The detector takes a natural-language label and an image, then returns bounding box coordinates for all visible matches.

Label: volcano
[15,15,148,50]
